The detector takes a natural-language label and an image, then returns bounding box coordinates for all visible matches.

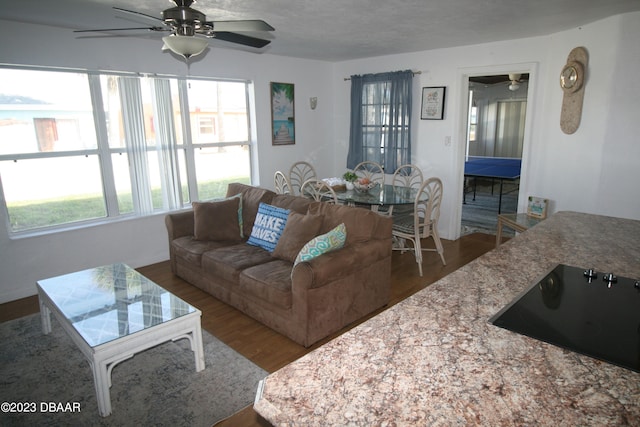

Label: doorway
[461,73,529,236]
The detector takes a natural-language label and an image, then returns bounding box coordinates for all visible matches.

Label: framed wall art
[421,86,446,120]
[270,82,295,145]
[527,196,548,219]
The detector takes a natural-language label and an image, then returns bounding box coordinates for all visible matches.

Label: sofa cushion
[247,203,290,252]
[271,194,318,214]
[202,244,273,284]
[226,183,276,238]
[171,236,235,267]
[272,211,324,263]
[294,223,347,266]
[239,259,293,310]
[309,203,378,245]
[192,195,242,241]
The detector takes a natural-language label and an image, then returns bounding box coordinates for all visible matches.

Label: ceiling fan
[507,73,525,91]
[74,0,275,60]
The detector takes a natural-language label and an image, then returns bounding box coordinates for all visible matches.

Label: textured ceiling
[1,0,640,61]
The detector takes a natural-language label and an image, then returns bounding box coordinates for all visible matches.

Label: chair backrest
[289,161,317,195]
[414,177,443,237]
[392,164,423,189]
[300,179,338,204]
[274,170,291,194]
[354,161,384,185]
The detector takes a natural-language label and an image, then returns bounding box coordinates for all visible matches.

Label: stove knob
[603,273,617,288]
[635,281,640,289]
[583,268,597,280]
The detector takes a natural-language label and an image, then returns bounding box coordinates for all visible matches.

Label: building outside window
[0,66,253,234]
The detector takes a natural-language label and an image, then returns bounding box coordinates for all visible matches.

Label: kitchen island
[254,211,640,425]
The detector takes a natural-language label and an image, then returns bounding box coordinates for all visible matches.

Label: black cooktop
[490,264,640,372]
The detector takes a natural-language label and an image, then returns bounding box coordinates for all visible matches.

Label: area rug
[461,181,518,235]
[0,314,267,427]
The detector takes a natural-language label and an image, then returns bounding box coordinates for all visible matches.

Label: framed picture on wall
[421,86,446,120]
[270,82,295,145]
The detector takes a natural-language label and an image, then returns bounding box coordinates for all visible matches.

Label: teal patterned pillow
[294,223,347,266]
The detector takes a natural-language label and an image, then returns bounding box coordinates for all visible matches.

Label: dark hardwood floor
[0,232,499,426]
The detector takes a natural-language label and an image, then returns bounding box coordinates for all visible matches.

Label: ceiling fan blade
[74,27,167,33]
[113,7,164,23]
[209,20,275,32]
[213,32,271,48]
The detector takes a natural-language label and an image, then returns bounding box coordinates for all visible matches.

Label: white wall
[332,12,640,240]
[0,20,334,303]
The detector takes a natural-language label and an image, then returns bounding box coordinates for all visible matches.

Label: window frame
[0,65,254,237]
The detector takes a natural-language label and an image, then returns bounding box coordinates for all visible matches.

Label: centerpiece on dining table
[342,171,357,191]
[353,177,378,193]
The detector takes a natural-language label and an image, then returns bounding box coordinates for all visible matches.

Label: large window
[0,66,252,234]
[346,70,413,172]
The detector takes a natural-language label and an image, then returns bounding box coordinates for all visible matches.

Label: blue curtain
[347,74,365,169]
[346,70,413,172]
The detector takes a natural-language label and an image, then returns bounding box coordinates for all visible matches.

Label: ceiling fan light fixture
[162,35,208,59]
[508,73,521,91]
[75,2,273,59]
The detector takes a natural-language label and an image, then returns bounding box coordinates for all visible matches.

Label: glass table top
[37,263,197,347]
[499,213,544,230]
[335,184,419,206]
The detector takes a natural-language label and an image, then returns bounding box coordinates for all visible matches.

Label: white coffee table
[37,263,205,417]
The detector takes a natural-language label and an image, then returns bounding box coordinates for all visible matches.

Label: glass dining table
[335,184,419,211]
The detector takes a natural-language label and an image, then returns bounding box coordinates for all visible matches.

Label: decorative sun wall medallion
[560,46,588,134]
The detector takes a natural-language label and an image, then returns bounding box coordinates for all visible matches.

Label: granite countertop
[254,211,640,425]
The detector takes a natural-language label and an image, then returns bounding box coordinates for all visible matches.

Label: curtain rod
[343,70,421,81]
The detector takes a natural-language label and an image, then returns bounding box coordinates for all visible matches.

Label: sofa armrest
[165,210,195,241]
[165,210,195,274]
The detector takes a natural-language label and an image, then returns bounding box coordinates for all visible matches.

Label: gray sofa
[165,183,392,347]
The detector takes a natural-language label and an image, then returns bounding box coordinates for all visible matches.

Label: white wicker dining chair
[389,164,424,216]
[392,177,446,276]
[392,164,423,189]
[300,179,339,204]
[352,161,385,212]
[289,161,317,196]
[274,170,291,194]
[353,161,385,186]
